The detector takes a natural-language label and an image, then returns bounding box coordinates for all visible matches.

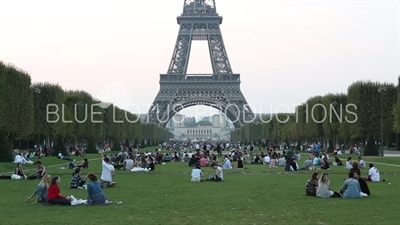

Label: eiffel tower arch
[147,0,254,128]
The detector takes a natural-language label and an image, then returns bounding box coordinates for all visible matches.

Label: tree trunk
[396,133,399,151]
[0,131,12,162]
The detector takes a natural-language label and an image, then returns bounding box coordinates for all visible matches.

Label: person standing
[284,148,294,171]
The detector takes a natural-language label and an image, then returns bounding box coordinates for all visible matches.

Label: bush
[364,135,379,156]
[111,140,121,151]
[327,139,334,153]
[296,139,301,151]
[0,131,12,162]
[141,139,145,147]
[85,138,97,153]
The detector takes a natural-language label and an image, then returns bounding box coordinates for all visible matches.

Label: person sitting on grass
[316,173,340,198]
[299,158,313,170]
[48,176,72,205]
[26,174,51,204]
[320,157,330,170]
[358,157,366,169]
[339,171,362,198]
[191,165,203,182]
[305,172,319,196]
[268,156,278,168]
[365,163,384,182]
[124,156,135,171]
[207,162,223,182]
[147,157,155,171]
[70,168,86,189]
[345,157,353,169]
[76,158,89,169]
[354,171,370,196]
[349,162,361,176]
[200,156,209,167]
[36,161,46,180]
[221,155,233,169]
[237,156,244,168]
[334,156,343,166]
[14,163,26,179]
[57,152,75,161]
[86,173,120,205]
[100,150,116,188]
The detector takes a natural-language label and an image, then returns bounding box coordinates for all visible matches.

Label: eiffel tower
[147,0,254,128]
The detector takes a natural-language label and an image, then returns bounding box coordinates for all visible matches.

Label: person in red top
[48,176,71,205]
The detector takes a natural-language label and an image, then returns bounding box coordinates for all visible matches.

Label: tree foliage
[231,80,398,149]
[0,61,168,158]
[393,76,400,133]
[0,62,34,158]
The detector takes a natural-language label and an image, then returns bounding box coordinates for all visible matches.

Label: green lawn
[0,150,399,225]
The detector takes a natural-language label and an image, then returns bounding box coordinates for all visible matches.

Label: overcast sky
[0,0,398,120]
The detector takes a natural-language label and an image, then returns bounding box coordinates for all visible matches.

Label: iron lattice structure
[147,0,254,128]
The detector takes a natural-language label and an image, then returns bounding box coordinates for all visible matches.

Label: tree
[393,76,400,133]
[364,135,379,156]
[32,83,65,145]
[346,81,396,140]
[0,130,10,162]
[2,64,34,154]
[52,135,68,156]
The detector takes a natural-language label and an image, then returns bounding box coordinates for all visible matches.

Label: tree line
[0,62,169,161]
[231,78,400,155]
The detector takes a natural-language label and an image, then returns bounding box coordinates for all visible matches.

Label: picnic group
[2,141,386,205]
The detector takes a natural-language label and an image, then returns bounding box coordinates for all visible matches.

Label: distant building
[167,112,232,141]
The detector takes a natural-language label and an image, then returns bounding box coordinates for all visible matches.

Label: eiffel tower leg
[207,23,233,74]
[167,24,192,74]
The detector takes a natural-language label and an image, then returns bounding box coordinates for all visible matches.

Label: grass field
[0,150,399,225]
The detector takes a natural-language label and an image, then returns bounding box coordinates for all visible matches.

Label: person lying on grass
[26,174,51,204]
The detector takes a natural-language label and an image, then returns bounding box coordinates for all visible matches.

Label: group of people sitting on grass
[102,149,156,172]
[25,173,120,205]
[305,162,383,198]
[0,161,47,180]
[13,152,34,164]
[24,150,121,205]
[191,162,224,182]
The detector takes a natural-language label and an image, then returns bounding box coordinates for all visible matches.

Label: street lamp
[34,87,41,146]
[102,109,106,149]
[332,101,338,147]
[377,86,387,156]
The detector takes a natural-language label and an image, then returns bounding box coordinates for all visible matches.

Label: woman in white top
[316,173,332,198]
[222,156,232,169]
[191,166,203,182]
[345,157,353,169]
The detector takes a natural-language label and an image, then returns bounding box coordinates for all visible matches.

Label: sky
[0,0,399,121]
